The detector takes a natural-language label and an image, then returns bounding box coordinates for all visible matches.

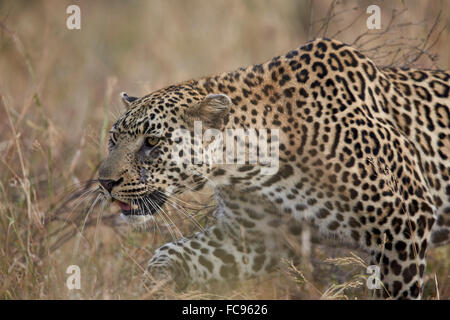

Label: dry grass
[0,0,449,299]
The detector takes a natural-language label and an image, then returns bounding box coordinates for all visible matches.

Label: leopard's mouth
[114,192,167,216]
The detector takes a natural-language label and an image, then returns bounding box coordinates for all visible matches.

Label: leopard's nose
[99,178,122,193]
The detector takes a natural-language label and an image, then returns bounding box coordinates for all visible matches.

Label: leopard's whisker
[139,196,163,242]
[150,187,207,209]
[80,193,102,235]
[158,194,206,233]
[145,197,178,243]
[92,196,108,243]
[69,187,99,211]
[62,187,101,226]
[139,186,207,234]
[70,193,103,259]
[142,197,168,234]
[151,197,184,240]
[52,180,99,206]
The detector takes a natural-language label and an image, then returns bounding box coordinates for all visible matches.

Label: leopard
[97,38,449,299]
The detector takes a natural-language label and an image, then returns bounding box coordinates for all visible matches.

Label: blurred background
[0,0,448,299]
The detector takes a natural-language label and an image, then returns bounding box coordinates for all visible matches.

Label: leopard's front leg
[146,222,283,291]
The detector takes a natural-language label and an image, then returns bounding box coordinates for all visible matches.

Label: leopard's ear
[184,94,231,129]
[120,92,138,109]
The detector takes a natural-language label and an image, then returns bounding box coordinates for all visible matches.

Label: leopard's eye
[146,136,159,147]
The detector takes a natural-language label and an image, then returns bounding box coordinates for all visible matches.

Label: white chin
[120,213,155,230]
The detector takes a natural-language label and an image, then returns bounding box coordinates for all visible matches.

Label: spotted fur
[98,38,450,299]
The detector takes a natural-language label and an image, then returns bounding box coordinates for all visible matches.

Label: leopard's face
[98,86,230,221]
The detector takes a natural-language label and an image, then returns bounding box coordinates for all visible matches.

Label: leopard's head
[98,85,230,223]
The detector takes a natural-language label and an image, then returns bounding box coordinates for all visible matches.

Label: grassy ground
[0,0,448,299]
